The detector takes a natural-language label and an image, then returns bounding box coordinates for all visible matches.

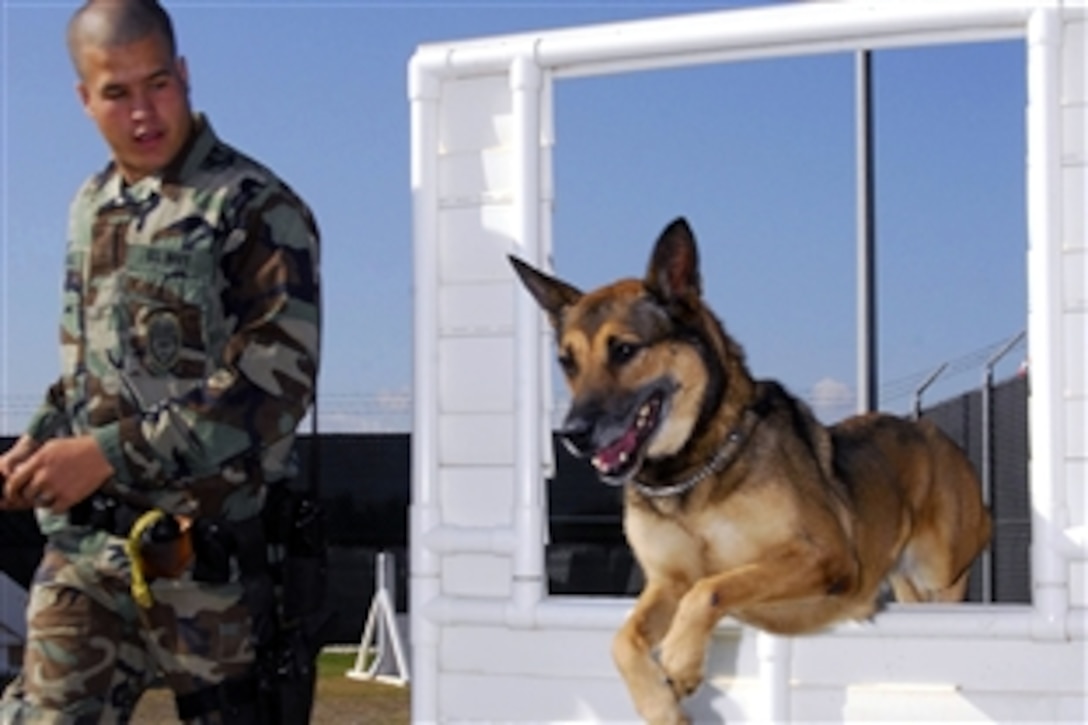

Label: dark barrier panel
[921,375,1030,603]
[989,374,1031,603]
[295,433,410,548]
[293,433,411,641]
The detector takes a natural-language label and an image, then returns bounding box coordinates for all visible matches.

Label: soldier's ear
[76,80,92,116]
[508,256,583,330]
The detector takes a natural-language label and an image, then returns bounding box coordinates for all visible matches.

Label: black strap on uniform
[309,393,320,497]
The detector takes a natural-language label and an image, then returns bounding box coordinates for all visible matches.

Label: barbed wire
[0,334,1026,435]
[878,333,1026,404]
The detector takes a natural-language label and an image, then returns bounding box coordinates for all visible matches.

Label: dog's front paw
[629,670,691,725]
[658,637,706,699]
[641,702,692,725]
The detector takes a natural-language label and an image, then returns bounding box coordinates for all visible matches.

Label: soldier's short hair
[67,0,178,74]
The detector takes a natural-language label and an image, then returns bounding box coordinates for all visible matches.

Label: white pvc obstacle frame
[409,2,1086,722]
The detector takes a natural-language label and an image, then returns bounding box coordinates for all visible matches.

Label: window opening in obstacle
[542,41,1030,605]
[872,41,1029,605]
[543,54,854,599]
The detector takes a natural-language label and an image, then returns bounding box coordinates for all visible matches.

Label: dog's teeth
[619,452,628,464]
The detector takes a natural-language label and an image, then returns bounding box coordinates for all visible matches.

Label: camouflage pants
[0,535,258,724]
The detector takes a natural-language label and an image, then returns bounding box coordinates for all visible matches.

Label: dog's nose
[559,414,595,458]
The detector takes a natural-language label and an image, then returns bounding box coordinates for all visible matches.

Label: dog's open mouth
[590,390,666,484]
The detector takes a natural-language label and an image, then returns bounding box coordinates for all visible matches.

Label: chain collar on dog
[631,410,758,499]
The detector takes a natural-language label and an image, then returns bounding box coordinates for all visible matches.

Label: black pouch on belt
[191,518,236,584]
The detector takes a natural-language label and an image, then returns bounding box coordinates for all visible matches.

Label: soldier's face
[75,32,192,183]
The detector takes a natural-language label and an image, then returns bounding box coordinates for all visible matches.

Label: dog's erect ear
[508,255,583,329]
[646,217,702,303]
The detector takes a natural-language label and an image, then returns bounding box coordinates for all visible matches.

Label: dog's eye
[557,350,577,377]
[608,338,640,366]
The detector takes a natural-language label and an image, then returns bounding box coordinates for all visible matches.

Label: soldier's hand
[0,435,41,510]
[0,435,39,477]
[1,437,114,512]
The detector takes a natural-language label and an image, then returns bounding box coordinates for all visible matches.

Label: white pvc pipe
[408,58,441,552]
[424,594,627,631]
[510,52,548,625]
[757,632,793,723]
[415,2,1030,81]
[541,4,1027,80]
[422,596,1087,641]
[408,57,442,725]
[830,605,1038,639]
[1025,6,1070,642]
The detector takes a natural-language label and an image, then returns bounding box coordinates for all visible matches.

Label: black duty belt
[68,492,267,584]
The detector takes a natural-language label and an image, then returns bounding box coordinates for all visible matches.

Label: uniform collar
[161,113,217,185]
[94,113,218,204]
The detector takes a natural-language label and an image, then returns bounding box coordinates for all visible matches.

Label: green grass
[318,650,361,679]
[314,648,410,723]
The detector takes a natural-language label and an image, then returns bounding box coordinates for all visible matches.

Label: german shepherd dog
[509,218,992,725]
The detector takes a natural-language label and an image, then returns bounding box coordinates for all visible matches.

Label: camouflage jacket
[26,115,321,534]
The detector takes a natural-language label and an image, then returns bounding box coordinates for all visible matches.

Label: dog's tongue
[593,428,639,474]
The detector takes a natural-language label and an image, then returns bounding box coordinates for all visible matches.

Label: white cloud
[808,377,856,424]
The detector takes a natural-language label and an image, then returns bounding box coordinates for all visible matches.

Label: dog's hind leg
[899,422,992,603]
[890,557,971,603]
[889,521,978,603]
[932,569,970,602]
[887,571,923,602]
[613,581,690,725]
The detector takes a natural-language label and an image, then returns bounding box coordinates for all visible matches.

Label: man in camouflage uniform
[0,0,321,722]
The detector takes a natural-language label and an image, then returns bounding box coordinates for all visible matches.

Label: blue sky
[1,1,1028,433]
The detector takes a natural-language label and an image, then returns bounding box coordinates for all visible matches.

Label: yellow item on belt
[126,508,167,608]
